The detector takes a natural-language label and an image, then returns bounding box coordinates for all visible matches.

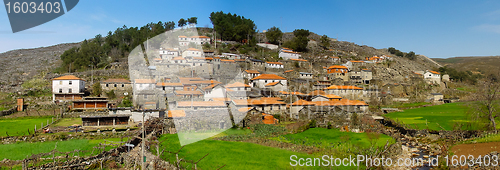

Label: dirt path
[451,142,500,157]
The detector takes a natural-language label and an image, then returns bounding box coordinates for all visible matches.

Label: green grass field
[52,118,81,127]
[0,138,123,160]
[275,128,395,149]
[158,133,356,170]
[385,102,431,109]
[384,102,470,130]
[0,116,54,137]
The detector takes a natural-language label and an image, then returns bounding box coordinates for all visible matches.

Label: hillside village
[40,29,451,130]
[0,23,473,170]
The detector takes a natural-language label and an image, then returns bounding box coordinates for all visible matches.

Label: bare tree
[470,73,500,132]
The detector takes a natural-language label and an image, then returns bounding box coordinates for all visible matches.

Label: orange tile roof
[251,74,286,80]
[245,70,260,74]
[168,110,186,117]
[262,114,278,124]
[203,84,220,90]
[135,79,156,84]
[212,97,232,102]
[319,94,342,99]
[283,50,300,54]
[233,99,286,106]
[178,36,187,38]
[324,85,363,90]
[156,82,183,86]
[413,72,422,75]
[193,57,207,60]
[290,99,315,106]
[226,82,251,88]
[186,48,201,51]
[330,56,339,59]
[173,57,185,60]
[174,90,203,95]
[266,62,283,65]
[177,101,226,107]
[284,70,293,73]
[144,102,156,105]
[225,88,234,91]
[238,107,254,112]
[429,71,440,75]
[205,57,214,60]
[154,58,162,61]
[279,91,305,95]
[350,60,364,63]
[190,36,210,38]
[260,97,284,101]
[291,59,307,62]
[309,99,368,106]
[102,79,130,83]
[328,65,348,69]
[53,75,85,81]
[265,82,281,86]
[221,59,235,63]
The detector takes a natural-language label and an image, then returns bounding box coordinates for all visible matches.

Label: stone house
[52,75,85,102]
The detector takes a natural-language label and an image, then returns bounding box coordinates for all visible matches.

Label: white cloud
[473,24,500,34]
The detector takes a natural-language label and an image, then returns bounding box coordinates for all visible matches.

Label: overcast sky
[0,0,499,58]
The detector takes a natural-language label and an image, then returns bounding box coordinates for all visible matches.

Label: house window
[144,95,147,99]
[106,84,109,87]
[69,81,72,85]
[59,81,62,85]
[122,84,124,87]
[59,89,62,93]
[114,84,117,87]
[68,88,72,93]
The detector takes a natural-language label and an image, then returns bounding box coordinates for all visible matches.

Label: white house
[159,48,179,61]
[225,82,251,92]
[279,50,301,60]
[244,70,261,79]
[323,85,363,99]
[265,62,284,69]
[424,70,441,84]
[52,75,85,101]
[203,84,227,101]
[299,72,313,79]
[182,48,203,60]
[222,53,241,60]
[178,36,210,46]
[250,74,287,89]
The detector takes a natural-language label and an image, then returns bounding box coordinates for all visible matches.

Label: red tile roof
[429,71,440,75]
[168,110,186,117]
[226,82,251,88]
[265,82,281,86]
[284,70,294,73]
[156,82,183,86]
[245,70,260,74]
[291,59,307,62]
[328,65,348,69]
[266,62,283,65]
[324,85,363,90]
[251,74,286,80]
[186,48,201,51]
[53,75,85,81]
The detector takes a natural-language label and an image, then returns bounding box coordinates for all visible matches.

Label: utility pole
[142,111,145,170]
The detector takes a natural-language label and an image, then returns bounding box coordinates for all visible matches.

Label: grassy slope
[384,102,468,130]
[0,138,123,160]
[0,116,54,137]
[278,128,395,149]
[52,118,81,127]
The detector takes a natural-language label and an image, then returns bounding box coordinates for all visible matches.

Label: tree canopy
[283,29,310,52]
[58,21,175,73]
[265,26,282,45]
[178,18,187,27]
[320,35,330,49]
[209,11,256,43]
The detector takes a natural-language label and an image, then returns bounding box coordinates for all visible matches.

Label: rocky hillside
[0,43,80,92]
[434,56,500,75]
